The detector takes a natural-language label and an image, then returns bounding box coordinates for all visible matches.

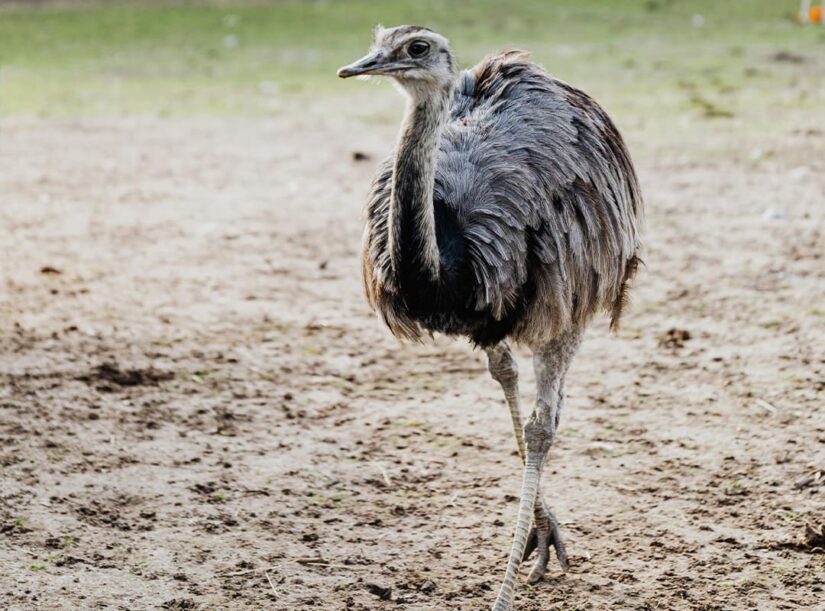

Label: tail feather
[609,255,641,333]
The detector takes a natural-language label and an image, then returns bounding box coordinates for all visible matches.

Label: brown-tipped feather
[609,255,641,333]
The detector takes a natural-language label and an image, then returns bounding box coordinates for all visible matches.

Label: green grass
[0,0,823,120]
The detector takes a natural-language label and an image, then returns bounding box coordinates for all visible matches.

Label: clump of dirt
[800,522,825,552]
[78,363,174,388]
[161,599,197,610]
[366,583,393,600]
[774,521,825,553]
[658,327,691,348]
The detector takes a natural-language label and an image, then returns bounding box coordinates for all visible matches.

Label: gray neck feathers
[389,84,452,281]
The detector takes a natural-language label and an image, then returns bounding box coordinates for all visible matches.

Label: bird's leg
[486,343,568,583]
[522,382,569,584]
[485,342,525,461]
[492,329,582,611]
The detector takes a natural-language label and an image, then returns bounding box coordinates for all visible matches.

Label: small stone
[761,207,788,221]
[419,580,436,593]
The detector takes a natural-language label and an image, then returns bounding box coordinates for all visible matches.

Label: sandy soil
[1,108,823,611]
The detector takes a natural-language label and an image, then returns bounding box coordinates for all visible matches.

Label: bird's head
[337,25,457,97]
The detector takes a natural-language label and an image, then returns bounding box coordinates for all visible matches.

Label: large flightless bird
[338,25,643,610]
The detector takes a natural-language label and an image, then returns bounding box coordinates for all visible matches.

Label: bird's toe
[548,515,569,572]
[522,527,538,562]
[527,555,549,585]
[522,521,569,582]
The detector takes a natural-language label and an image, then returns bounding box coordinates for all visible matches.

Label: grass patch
[0,0,823,123]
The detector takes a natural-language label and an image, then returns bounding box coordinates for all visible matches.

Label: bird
[338,25,643,611]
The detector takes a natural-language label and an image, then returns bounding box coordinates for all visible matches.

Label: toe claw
[548,517,569,572]
[526,558,548,585]
[552,534,569,572]
[522,527,538,561]
[526,526,550,583]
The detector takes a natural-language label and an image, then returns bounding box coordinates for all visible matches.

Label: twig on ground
[794,468,823,490]
[264,569,279,599]
[755,398,777,414]
[223,567,271,577]
[430,491,464,538]
[222,557,357,577]
[372,461,392,486]
[294,557,353,569]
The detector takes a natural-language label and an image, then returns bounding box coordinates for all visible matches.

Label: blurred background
[1,1,823,128]
[1,2,823,610]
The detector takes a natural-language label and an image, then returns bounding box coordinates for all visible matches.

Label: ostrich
[338,26,642,611]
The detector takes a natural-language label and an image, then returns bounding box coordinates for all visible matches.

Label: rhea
[338,26,642,611]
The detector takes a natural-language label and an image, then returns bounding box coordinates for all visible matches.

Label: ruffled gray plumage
[362,51,642,345]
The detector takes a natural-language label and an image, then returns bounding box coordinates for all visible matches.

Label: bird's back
[363,51,643,346]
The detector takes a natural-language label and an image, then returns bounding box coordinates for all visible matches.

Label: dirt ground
[1,105,823,611]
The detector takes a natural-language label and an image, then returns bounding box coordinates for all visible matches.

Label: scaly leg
[485,342,525,460]
[522,381,569,583]
[486,343,568,584]
[491,329,583,611]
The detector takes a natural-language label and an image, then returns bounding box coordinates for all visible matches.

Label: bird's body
[362,50,642,347]
[339,26,643,611]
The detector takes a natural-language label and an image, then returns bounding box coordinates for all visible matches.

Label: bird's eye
[408,40,431,58]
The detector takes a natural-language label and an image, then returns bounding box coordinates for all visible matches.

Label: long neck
[389,85,451,284]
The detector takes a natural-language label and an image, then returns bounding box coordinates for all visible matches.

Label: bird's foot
[522,512,567,584]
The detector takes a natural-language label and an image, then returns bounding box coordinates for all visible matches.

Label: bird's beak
[337,51,386,78]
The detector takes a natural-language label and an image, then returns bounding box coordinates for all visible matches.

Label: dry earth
[1,103,824,611]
